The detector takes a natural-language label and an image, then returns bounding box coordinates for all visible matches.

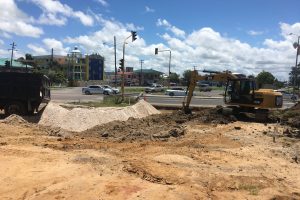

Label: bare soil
[0,108,299,200]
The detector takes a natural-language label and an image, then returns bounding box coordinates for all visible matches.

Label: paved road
[144,95,224,107]
[51,87,103,102]
[144,95,295,108]
[51,87,295,108]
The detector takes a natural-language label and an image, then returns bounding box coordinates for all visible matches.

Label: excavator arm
[183,70,238,113]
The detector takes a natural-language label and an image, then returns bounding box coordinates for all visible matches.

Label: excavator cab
[225,79,256,105]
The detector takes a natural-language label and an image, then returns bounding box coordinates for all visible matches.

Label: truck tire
[85,91,91,95]
[103,91,109,95]
[169,92,175,97]
[5,102,26,116]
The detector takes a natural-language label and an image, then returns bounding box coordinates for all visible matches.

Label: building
[67,47,105,81]
[0,58,33,71]
[67,46,87,81]
[105,68,164,86]
[87,54,104,80]
[105,68,139,86]
[32,55,67,69]
[133,69,164,86]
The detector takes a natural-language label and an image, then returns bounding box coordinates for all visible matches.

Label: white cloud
[27,38,69,55]
[73,11,94,26]
[279,22,300,39]
[63,21,299,80]
[97,0,109,7]
[31,0,94,26]
[21,15,300,81]
[126,23,144,31]
[43,38,69,55]
[247,30,264,36]
[157,18,185,38]
[0,0,43,38]
[145,6,155,13]
[37,13,67,26]
[27,44,48,55]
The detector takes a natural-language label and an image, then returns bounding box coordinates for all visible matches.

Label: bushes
[103,95,137,105]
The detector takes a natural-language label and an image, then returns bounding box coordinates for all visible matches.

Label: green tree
[274,79,285,89]
[169,72,180,83]
[256,71,275,88]
[25,53,33,60]
[289,65,300,89]
[182,70,192,86]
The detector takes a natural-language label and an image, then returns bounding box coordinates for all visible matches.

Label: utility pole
[140,59,144,86]
[9,42,16,67]
[294,36,299,96]
[51,48,54,68]
[114,36,117,87]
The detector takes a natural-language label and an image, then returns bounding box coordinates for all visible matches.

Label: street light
[154,48,172,88]
[289,33,300,96]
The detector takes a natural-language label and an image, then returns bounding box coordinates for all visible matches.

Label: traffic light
[131,31,137,42]
[5,60,10,67]
[155,48,158,55]
[119,59,124,71]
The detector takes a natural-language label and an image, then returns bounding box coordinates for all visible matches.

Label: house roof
[133,69,163,74]
[0,58,33,68]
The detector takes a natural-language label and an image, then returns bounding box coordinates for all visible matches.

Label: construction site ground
[0,104,300,200]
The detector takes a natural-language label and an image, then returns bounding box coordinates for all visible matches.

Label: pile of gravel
[38,100,160,132]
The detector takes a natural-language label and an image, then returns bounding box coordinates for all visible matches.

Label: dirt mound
[291,101,300,110]
[38,100,160,132]
[83,108,235,142]
[275,102,300,129]
[1,114,29,126]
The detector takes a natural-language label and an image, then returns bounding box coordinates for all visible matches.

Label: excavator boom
[182,70,283,119]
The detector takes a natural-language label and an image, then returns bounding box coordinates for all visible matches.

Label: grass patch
[211,86,224,91]
[123,87,145,93]
[239,184,260,195]
[70,95,137,107]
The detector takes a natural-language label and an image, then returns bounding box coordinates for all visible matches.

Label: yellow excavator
[182,70,283,120]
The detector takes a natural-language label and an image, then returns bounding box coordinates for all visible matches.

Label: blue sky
[0,0,300,80]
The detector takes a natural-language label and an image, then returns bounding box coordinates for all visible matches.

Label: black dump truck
[0,71,51,116]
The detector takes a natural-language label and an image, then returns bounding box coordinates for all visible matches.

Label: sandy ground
[0,116,300,200]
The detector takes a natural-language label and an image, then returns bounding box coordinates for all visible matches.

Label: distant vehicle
[199,83,212,92]
[165,87,190,96]
[82,85,118,95]
[145,84,164,93]
[0,71,51,115]
[102,85,120,94]
[170,82,177,86]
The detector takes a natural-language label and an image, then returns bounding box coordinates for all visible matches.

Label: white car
[145,84,164,93]
[103,85,120,94]
[82,85,117,95]
[165,87,188,96]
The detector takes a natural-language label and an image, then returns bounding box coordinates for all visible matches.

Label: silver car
[165,87,188,96]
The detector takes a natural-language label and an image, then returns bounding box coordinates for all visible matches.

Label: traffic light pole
[155,48,172,88]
